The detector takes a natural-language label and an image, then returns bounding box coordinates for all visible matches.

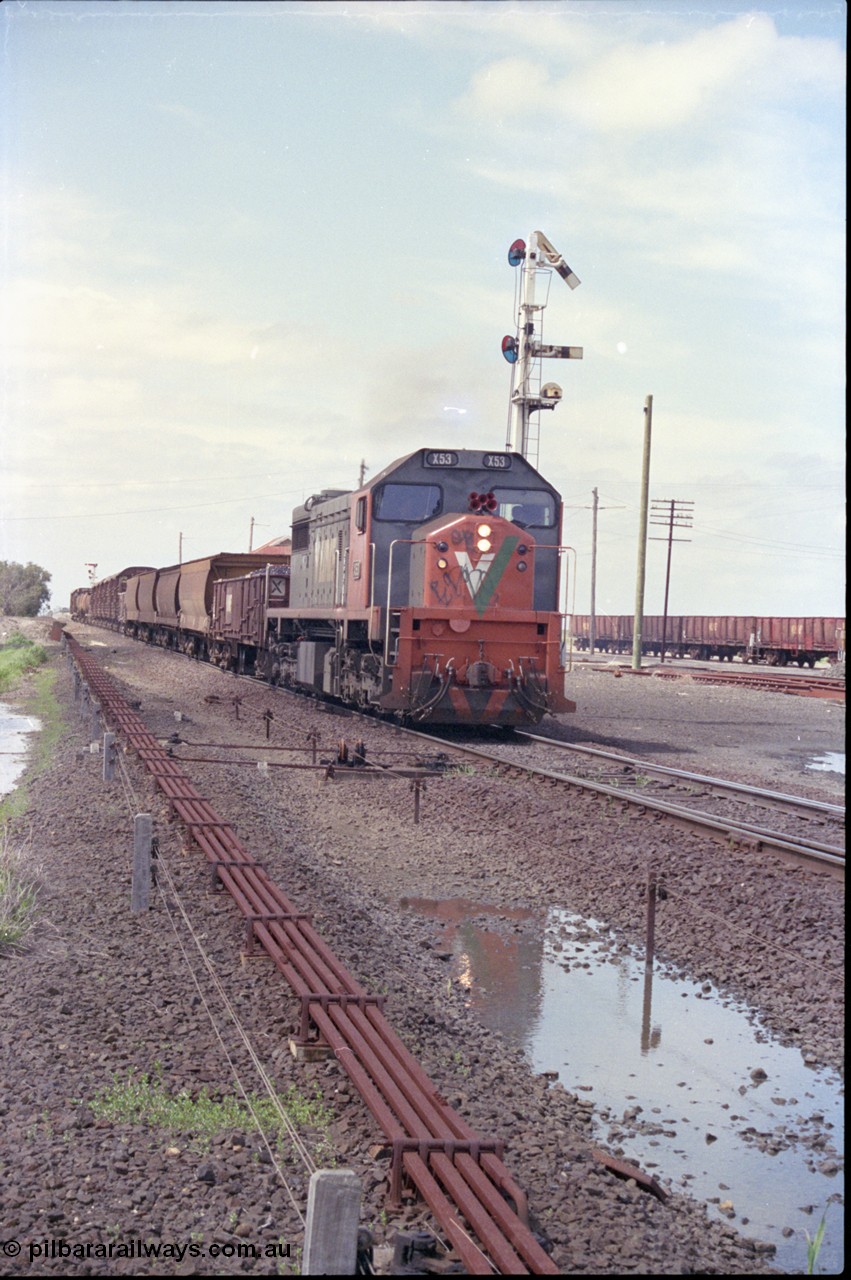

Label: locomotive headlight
[436,557,449,570]
[476,523,492,538]
[476,538,492,552]
[516,561,528,572]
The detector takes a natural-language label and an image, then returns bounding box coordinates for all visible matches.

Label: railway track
[584,663,845,701]
[408,728,845,880]
[69,623,845,878]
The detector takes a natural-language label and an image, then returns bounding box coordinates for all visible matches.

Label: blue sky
[1,0,845,619]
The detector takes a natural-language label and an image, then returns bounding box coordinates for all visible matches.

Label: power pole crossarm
[650,499,694,663]
[566,492,624,655]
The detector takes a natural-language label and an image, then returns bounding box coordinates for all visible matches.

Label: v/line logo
[454,552,495,597]
[453,537,519,616]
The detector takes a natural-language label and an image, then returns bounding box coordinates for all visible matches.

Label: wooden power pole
[632,395,653,670]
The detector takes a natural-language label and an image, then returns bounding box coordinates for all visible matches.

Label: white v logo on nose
[455,552,495,597]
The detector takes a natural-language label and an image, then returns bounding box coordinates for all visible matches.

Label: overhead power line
[0,490,300,522]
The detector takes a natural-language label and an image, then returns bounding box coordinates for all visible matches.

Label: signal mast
[502,231,583,464]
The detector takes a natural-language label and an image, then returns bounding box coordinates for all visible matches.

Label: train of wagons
[569,614,845,667]
[69,447,577,727]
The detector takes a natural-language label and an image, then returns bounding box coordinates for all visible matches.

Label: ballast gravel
[0,622,843,1275]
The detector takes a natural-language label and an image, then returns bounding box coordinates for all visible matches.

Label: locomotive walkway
[64,632,557,1275]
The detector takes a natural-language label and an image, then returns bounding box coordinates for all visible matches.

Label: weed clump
[89,1066,333,1150]
[0,633,48,694]
[0,834,41,951]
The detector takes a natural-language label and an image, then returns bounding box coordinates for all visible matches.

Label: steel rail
[65,634,556,1275]
[392,728,844,877]
[514,732,846,821]
[589,665,845,700]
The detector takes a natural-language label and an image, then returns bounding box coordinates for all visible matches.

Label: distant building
[253,536,291,556]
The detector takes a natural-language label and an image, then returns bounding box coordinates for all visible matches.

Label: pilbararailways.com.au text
[23,1238,291,1264]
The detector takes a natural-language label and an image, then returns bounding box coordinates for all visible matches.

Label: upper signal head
[507,239,526,267]
[501,335,518,364]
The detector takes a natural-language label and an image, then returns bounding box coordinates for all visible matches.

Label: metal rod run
[64,633,558,1275]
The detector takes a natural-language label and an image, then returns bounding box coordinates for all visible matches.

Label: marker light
[516,561,528,572]
[470,492,497,513]
[436,541,448,552]
[517,544,528,555]
[476,524,492,538]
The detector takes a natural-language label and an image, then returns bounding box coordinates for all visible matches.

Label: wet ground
[807,751,845,776]
[403,896,844,1274]
[0,704,41,798]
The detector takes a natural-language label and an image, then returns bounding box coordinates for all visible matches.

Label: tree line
[0,561,52,616]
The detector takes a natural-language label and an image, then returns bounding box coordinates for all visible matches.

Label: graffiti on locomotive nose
[455,551,495,599]
[431,536,520,615]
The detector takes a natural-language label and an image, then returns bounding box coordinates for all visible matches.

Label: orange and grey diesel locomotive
[210,447,575,726]
[72,233,587,726]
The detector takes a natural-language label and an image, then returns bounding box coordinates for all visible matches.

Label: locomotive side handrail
[369,542,376,614]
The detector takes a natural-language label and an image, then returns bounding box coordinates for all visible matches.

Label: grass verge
[0,631,49,694]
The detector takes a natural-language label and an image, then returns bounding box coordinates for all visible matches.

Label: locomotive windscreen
[373,483,443,522]
[492,490,557,527]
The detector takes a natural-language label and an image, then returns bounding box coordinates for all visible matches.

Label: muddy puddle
[402,897,844,1274]
[0,704,41,798]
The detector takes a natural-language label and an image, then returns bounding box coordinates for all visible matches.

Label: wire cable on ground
[112,750,316,1223]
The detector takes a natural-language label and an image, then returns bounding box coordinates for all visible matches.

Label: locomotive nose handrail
[385,538,422,663]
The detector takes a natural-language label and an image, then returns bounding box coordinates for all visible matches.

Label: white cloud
[457,13,844,134]
[2,5,843,616]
